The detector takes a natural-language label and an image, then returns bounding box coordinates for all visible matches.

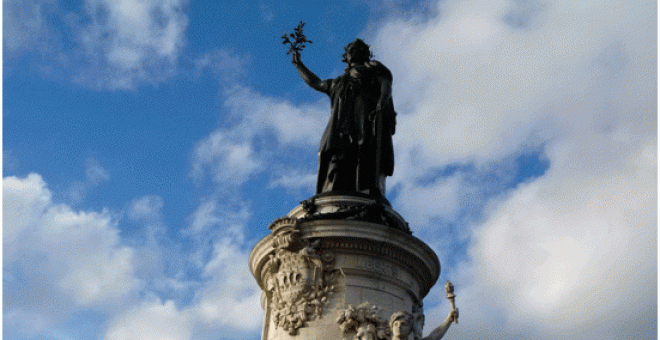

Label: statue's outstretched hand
[292,51,301,65]
[449,308,459,324]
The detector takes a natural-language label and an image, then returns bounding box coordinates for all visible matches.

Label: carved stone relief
[265,218,337,335]
[411,303,425,340]
[336,302,392,340]
[336,302,433,340]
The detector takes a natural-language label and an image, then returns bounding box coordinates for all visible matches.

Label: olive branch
[282,21,312,55]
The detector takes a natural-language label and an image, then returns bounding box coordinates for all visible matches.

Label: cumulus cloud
[4,0,189,90]
[184,198,251,269]
[105,299,193,340]
[3,0,56,54]
[269,170,317,192]
[365,0,656,338]
[465,140,655,338]
[128,195,165,224]
[105,195,263,340]
[375,0,653,162]
[191,237,263,331]
[191,84,326,190]
[73,0,189,89]
[65,158,111,204]
[194,49,248,83]
[105,260,263,340]
[4,172,264,340]
[4,174,141,337]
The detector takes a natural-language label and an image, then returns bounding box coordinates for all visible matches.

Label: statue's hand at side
[368,108,379,121]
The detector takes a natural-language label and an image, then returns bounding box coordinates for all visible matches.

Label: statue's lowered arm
[376,77,391,112]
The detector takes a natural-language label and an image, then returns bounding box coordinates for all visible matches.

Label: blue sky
[3,1,656,339]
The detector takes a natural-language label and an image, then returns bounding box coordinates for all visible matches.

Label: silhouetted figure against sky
[292,39,396,197]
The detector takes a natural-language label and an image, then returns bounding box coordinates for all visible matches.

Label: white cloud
[104,252,263,340]
[3,0,56,53]
[85,158,111,184]
[4,172,263,339]
[269,170,317,192]
[446,134,656,339]
[65,158,111,204]
[4,0,189,90]
[104,197,263,340]
[191,238,263,330]
[105,299,193,340]
[395,173,463,227]
[191,85,327,188]
[374,0,654,164]
[128,195,165,223]
[365,0,656,338]
[191,130,262,186]
[73,0,189,89]
[188,200,223,235]
[194,49,247,82]
[3,174,142,337]
[186,199,249,240]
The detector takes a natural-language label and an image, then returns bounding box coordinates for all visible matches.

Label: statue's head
[342,39,372,64]
[390,311,414,339]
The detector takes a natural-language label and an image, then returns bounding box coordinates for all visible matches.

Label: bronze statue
[286,23,396,197]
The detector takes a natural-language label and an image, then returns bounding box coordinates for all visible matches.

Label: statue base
[249,194,440,340]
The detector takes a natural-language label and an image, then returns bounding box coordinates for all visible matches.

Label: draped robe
[315,60,396,196]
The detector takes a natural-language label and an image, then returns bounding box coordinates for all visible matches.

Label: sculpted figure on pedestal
[285,23,396,197]
[337,302,391,340]
[355,323,378,340]
[390,309,458,340]
[337,299,458,340]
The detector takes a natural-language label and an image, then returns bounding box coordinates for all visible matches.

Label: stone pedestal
[249,194,440,340]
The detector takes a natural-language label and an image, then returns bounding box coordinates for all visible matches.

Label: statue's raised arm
[292,51,329,93]
[285,22,396,198]
[422,281,459,340]
[283,22,326,92]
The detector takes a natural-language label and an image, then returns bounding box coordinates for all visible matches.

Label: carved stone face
[391,319,412,338]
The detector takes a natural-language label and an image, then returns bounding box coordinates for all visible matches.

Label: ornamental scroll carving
[265,218,336,335]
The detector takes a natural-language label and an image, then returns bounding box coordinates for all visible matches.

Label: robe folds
[315,60,396,196]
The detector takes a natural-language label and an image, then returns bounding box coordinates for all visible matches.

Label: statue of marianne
[292,39,396,197]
